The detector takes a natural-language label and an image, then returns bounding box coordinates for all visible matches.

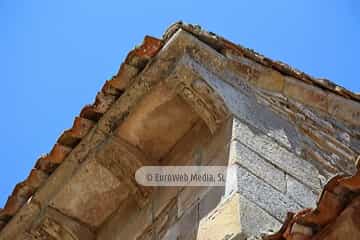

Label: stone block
[230,140,286,192]
[205,76,301,151]
[237,194,282,238]
[232,118,321,192]
[286,174,318,208]
[33,127,107,204]
[197,192,282,240]
[235,164,302,221]
[30,207,95,240]
[97,197,153,240]
[284,77,328,112]
[115,84,198,162]
[197,193,242,240]
[0,202,40,240]
[256,68,285,92]
[50,161,129,227]
[328,92,360,126]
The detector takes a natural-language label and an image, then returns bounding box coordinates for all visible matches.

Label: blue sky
[0,0,359,206]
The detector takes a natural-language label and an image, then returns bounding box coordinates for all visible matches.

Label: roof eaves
[164,22,360,102]
[1,21,359,235]
[0,34,163,233]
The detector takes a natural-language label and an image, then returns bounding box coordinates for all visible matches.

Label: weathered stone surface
[237,194,282,238]
[224,50,262,84]
[50,161,129,227]
[206,75,301,152]
[0,202,40,240]
[284,77,328,112]
[299,122,357,173]
[177,184,224,220]
[256,68,285,92]
[137,199,178,240]
[160,225,179,240]
[303,146,340,177]
[155,200,178,240]
[165,117,231,167]
[115,83,199,162]
[95,135,149,207]
[197,193,241,240]
[286,174,318,208]
[230,140,286,192]
[30,217,77,240]
[233,118,321,192]
[199,186,224,219]
[29,207,95,240]
[197,192,282,240]
[328,92,360,126]
[154,120,230,218]
[33,127,108,207]
[152,187,179,219]
[177,203,199,240]
[165,59,231,133]
[97,197,153,240]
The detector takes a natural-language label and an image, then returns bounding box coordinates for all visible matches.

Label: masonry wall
[98,68,359,240]
[205,69,359,239]
[96,119,231,240]
[2,27,359,240]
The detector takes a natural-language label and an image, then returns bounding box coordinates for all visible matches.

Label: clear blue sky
[0,0,359,206]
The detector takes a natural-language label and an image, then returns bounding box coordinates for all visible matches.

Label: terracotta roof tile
[265,158,360,240]
[0,34,162,231]
[1,22,359,233]
[57,117,95,147]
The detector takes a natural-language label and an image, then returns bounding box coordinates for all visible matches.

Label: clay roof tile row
[265,157,360,240]
[1,22,359,234]
[0,34,163,231]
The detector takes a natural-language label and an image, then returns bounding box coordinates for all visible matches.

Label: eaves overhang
[0,22,359,239]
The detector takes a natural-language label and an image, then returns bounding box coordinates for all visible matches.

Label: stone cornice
[1,23,359,239]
